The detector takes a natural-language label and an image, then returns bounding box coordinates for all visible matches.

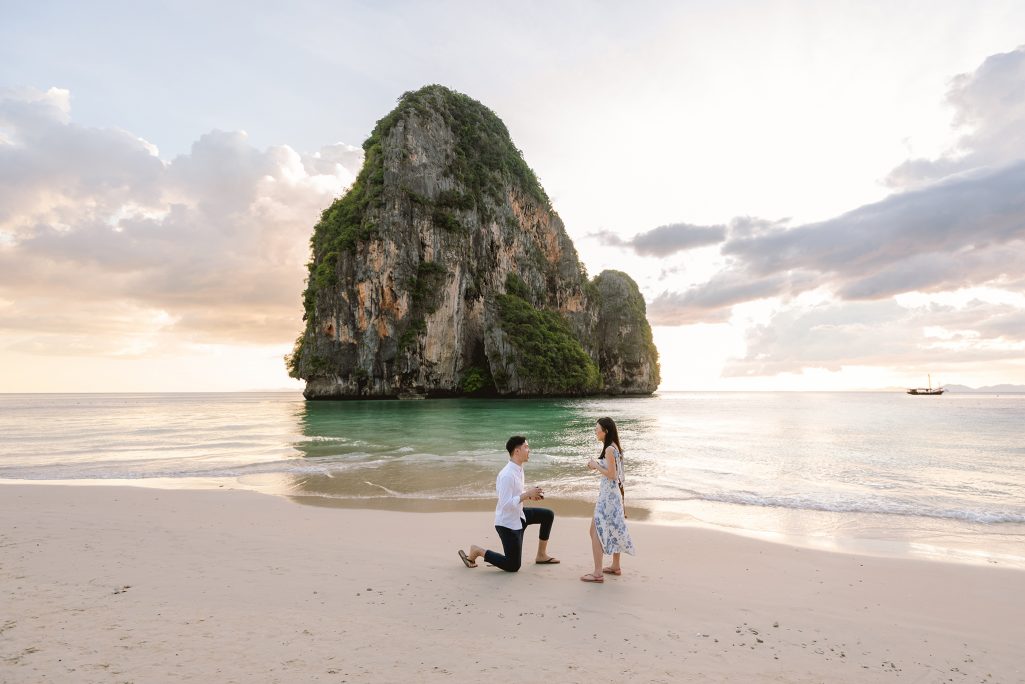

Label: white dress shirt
[494,460,525,529]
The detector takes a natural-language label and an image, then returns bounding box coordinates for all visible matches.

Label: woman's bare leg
[589,520,604,577]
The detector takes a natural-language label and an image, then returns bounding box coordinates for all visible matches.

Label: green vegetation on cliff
[427,87,550,211]
[496,276,601,393]
[382,84,550,211]
[398,261,449,352]
[460,365,496,395]
[299,142,385,321]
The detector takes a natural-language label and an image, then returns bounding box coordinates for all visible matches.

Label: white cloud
[643,48,1025,313]
[589,222,727,257]
[641,45,1025,381]
[887,44,1025,188]
[0,87,362,358]
[723,298,1025,378]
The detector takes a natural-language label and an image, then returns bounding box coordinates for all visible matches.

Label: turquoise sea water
[2,391,1023,565]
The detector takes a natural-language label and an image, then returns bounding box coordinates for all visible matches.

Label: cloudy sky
[2,1,1025,392]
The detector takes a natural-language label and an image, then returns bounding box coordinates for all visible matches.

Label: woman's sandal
[602,567,622,575]
[580,573,604,583]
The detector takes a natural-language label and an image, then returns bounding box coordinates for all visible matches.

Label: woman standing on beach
[582,416,635,582]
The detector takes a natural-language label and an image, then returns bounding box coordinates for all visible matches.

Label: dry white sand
[2,484,1023,683]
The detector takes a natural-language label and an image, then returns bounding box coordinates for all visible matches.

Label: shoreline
[4,476,1023,571]
[3,483,1023,682]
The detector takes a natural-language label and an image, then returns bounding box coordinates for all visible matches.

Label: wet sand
[2,484,1023,683]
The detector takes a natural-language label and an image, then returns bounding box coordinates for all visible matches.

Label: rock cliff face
[585,271,661,395]
[288,85,659,398]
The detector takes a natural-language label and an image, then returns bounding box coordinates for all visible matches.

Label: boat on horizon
[907,374,944,395]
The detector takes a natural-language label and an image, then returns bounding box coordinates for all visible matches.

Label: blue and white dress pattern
[593,445,636,555]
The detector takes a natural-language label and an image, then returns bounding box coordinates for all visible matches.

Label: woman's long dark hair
[596,416,623,458]
[597,416,626,514]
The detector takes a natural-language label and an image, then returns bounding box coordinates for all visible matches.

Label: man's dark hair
[506,435,527,455]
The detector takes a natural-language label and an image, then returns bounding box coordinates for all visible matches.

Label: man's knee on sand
[503,547,523,572]
[485,546,522,572]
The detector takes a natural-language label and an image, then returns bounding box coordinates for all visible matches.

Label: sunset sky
[2,1,1025,392]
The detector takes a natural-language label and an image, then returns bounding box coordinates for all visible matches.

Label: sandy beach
[1,484,1022,683]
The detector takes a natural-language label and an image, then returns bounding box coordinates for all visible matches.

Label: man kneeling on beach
[459,436,560,571]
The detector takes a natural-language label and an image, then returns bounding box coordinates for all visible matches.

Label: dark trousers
[484,507,554,573]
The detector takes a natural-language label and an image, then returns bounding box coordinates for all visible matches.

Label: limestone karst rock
[287,85,659,398]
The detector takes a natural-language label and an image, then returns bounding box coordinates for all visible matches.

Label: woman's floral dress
[594,445,636,555]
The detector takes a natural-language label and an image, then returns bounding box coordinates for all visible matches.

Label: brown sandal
[602,567,622,575]
[458,549,477,568]
[580,573,604,583]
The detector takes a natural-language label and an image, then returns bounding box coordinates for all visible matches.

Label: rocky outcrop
[586,271,660,394]
[288,85,659,398]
